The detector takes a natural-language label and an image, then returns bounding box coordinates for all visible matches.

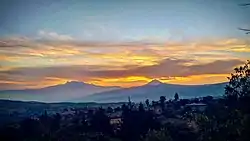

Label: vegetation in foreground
[0,61,249,141]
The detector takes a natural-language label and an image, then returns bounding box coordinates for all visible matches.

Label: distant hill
[0,81,121,102]
[0,80,227,103]
[80,80,227,103]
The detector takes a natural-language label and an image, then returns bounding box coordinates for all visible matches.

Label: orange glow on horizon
[86,74,229,88]
[0,37,247,90]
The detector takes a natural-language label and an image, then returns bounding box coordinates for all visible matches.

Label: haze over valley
[0,80,227,102]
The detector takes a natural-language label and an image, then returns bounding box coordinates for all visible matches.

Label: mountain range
[0,80,227,103]
[0,81,120,102]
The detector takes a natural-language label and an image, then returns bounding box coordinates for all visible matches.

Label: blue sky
[1,0,250,41]
[0,0,250,89]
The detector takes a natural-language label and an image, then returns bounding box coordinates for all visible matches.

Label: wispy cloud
[0,36,249,89]
[38,30,74,41]
[0,58,244,89]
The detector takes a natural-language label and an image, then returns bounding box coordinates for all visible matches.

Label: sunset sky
[0,0,250,90]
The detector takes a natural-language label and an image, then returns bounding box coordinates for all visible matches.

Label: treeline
[0,97,199,141]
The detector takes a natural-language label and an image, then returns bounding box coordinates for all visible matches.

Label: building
[108,111,122,125]
[185,103,207,112]
[110,117,122,125]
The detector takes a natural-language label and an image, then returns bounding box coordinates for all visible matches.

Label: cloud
[0,58,244,89]
[38,30,73,41]
[89,59,244,78]
[0,35,249,89]
[0,36,31,48]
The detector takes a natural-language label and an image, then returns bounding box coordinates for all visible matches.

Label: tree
[107,107,114,113]
[120,103,159,141]
[225,60,250,141]
[198,60,250,141]
[225,60,250,112]
[239,3,250,6]
[139,102,145,112]
[90,108,113,135]
[145,99,150,108]
[19,118,43,140]
[238,4,250,34]
[51,113,61,131]
[225,60,250,99]
[238,28,250,34]
[114,106,121,112]
[152,101,157,108]
[174,93,179,101]
[122,104,130,114]
[159,96,166,110]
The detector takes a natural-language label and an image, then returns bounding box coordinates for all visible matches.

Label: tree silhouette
[225,60,250,112]
[139,102,145,112]
[224,60,250,141]
[152,101,157,108]
[90,108,113,135]
[114,106,121,112]
[238,4,250,34]
[159,96,166,110]
[107,107,113,113]
[174,93,179,101]
[225,60,250,99]
[51,113,61,131]
[19,118,43,140]
[145,99,150,108]
[121,104,130,115]
[193,61,250,141]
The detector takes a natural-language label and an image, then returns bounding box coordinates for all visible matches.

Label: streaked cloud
[0,58,244,89]
[0,35,249,89]
[38,30,74,41]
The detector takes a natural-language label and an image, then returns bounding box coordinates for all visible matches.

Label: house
[110,118,122,125]
[108,111,122,125]
[185,103,207,112]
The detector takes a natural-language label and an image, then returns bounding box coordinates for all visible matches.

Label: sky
[0,0,250,90]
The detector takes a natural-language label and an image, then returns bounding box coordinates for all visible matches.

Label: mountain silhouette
[0,81,120,102]
[0,81,228,103]
[80,82,227,103]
